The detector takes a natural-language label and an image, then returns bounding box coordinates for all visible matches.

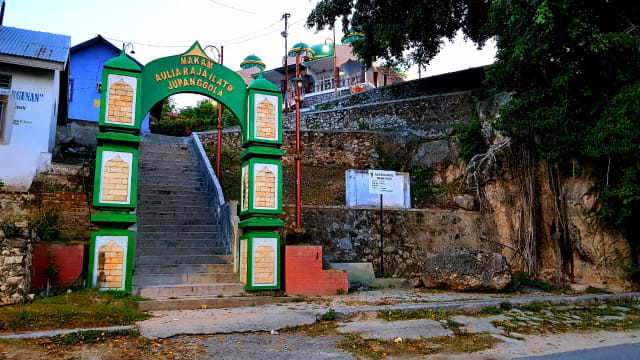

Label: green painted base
[239,146,285,160]
[97,132,141,145]
[91,211,137,225]
[238,217,284,229]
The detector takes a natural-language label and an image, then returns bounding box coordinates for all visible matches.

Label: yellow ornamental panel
[242,170,249,211]
[255,99,276,139]
[96,241,124,288]
[102,155,130,202]
[255,166,276,208]
[107,79,134,125]
[253,241,275,284]
[240,239,248,285]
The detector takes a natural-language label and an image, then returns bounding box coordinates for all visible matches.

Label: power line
[205,0,257,15]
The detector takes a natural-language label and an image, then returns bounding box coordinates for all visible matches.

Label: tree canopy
[307,0,640,252]
[306,0,491,68]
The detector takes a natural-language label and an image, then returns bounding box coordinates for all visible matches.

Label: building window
[0,93,15,145]
[0,74,11,89]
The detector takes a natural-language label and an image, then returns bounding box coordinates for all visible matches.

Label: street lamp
[122,42,135,54]
[204,45,224,177]
[287,44,311,235]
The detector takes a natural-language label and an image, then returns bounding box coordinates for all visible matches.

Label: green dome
[341,29,365,44]
[310,43,334,59]
[240,54,265,70]
[288,42,315,57]
[393,67,407,78]
[104,50,141,72]
[248,70,279,92]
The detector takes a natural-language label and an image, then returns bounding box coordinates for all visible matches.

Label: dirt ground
[3,328,640,359]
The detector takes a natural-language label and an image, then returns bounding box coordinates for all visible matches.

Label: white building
[0,26,70,191]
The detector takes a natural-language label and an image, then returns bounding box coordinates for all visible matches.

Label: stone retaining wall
[198,129,380,168]
[278,205,500,277]
[0,222,36,305]
[285,92,473,131]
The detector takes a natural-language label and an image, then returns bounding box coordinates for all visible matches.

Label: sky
[3,0,496,108]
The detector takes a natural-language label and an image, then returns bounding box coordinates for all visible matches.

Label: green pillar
[238,72,284,290]
[88,51,142,293]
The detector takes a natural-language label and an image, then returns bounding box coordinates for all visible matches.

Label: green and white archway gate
[88,42,283,293]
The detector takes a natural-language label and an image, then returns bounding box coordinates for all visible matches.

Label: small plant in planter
[30,206,87,291]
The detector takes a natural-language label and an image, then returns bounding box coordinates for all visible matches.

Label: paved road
[515,342,640,360]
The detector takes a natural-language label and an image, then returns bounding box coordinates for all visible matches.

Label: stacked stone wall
[198,130,380,169]
[0,222,36,305]
[278,205,500,277]
[286,91,473,131]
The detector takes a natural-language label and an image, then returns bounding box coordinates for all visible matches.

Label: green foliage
[0,289,149,332]
[410,167,435,202]
[375,142,402,171]
[481,306,502,315]
[0,178,4,188]
[306,0,490,68]
[321,308,336,321]
[520,303,544,313]
[499,301,513,311]
[48,329,140,346]
[513,271,552,292]
[30,206,61,242]
[46,250,59,283]
[151,98,239,136]
[450,117,489,162]
[484,0,640,252]
[356,118,369,130]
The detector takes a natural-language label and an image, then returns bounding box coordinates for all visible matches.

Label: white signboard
[368,170,396,194]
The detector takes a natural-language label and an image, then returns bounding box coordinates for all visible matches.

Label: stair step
[137,206,216,214]
[134,283,245,299]
[136,232,224,240]
[137,218,216,226]
[135,254,231,265]
[138,189,210,196]
[138,225,219,233]
[135,246,227,256]
[136,213,215,220]
[138,296,298,312]
[133,263,234,275]
[132,272,237,286]
[135,239,226,248]
[137,185,207,192]
[138,180,206,188]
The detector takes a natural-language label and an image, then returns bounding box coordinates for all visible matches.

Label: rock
[14,221,28,228]
[454,195,475,210]
[420,247,512,291]
[0,229,5,239]
[27,294,35,301]
[410,140,458,169]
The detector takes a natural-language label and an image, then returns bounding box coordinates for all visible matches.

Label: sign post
[368,170,396,276]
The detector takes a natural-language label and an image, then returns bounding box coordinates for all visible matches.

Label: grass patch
[481,306,502,315]
[48,329,140,346]
[338,332,500,359]
[378,309,449,322]
[0,289,150,332]
[282,321,340,337]
[513,271,553,292]
[493,302,640,335]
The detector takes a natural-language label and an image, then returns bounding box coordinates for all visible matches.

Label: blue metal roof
[0,26,70,63]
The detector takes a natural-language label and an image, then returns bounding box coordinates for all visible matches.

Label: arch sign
[87,42,284,293]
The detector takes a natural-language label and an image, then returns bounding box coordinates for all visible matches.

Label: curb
[334,292,640,321]
[0,325,137,340]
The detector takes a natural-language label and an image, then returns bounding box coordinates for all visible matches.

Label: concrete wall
[0,63,60,191]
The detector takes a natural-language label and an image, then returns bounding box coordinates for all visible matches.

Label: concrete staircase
[132,139,244,299]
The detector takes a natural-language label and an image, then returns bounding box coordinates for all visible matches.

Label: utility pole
[281,13,290,114]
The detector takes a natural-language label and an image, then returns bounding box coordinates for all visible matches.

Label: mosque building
[235,31,405,108]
